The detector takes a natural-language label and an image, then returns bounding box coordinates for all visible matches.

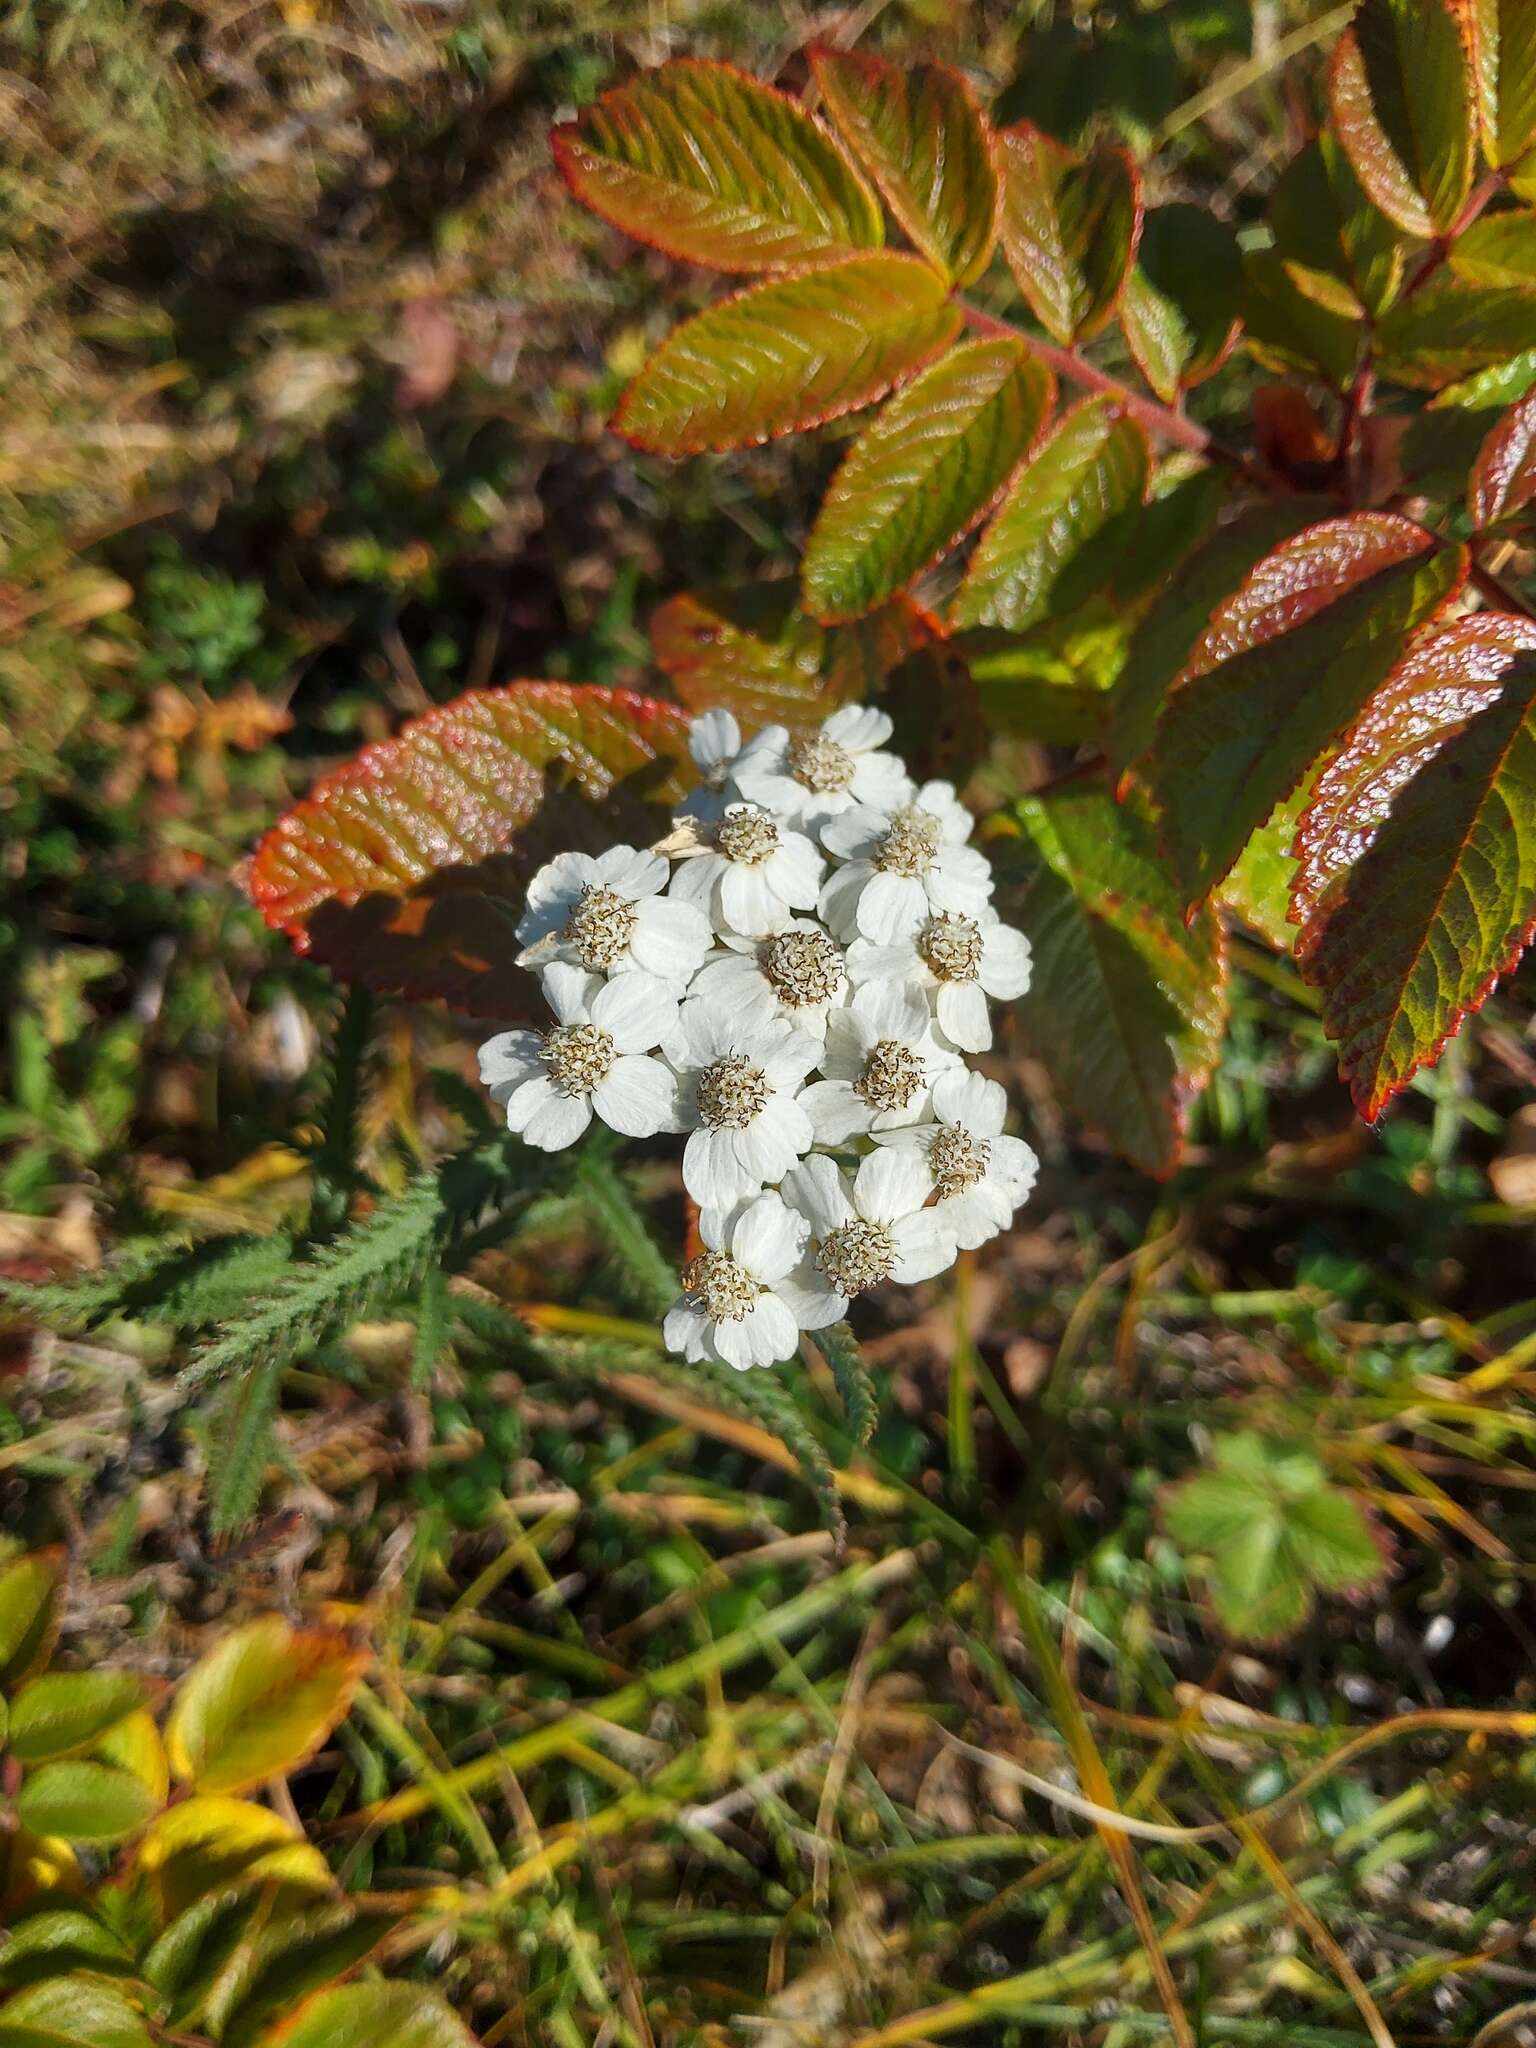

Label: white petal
[590,971,676,1053]
[856,872,928,944]
[795,1079,868,1144]
[979,923,1032,1000]
[990,1134,1040,1200]
[663,1302,711,1363]
[851,978,929,1040]
[778,1263,849,1331]
[742,1293,801,1366]
[522,1087,593,1150]
[667,852,719,919]
[477,1030,543,1091]
[684,1127,752,1210]
[854,1144,933,1225]
[731,1192,807,1282]
[850,752,911,811]
[523,850,595,922]
[596,845,667,896]
[690,709,740,770]
[767,834,823,907]
[914,781,972,843]
[761,1029,822,1089]
[542,961,601,1027]
[719,861,786,938]
[932,1068,1007,1135]
[823,705,892,751]
[592,1055,677,1137]
[940,1183,1014,1251]
[740,1097,813,1181]
[936,979,992,1053]
[817,861,871,939]
[503,1072,556,1134]
[821,806,888,862]
[781,1154,855,1238]
[846,938,920,988]
[925,846,994,916]
[889,1209,956,1283]
[630,896,712,980]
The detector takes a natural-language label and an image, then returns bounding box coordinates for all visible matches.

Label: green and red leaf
[247,682,692,1018]
[1328,0,1476,238]
[1265,132,1405,321]
[997,125,1140,345]
[948,396,1149,632]
[1294,613,1536,1117]
[1466,0,1536,169]
[1374,277,1536,388]
[613,252,962,455]
[810,47,1000,287]
[1469,387,1536,525]
[1144,513,1467,907]
[801,338,1054,622]
[1120,204,1242,402]
[551,58,881,272]
[1447,209,1536,285]
[1008,777,1227,1178]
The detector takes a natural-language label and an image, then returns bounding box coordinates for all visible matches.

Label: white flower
[668,1005,820,1210]
[798,982,961,1144]
[819,782,993,945]
[516,846,711,988]
[662,1192,811,1370]
[778,1148,956,1329]
[732,706,909,828]
[687,919,849,1042]
[873,1071,1038,1250]
[478,964,679,1151]
[847,909,1031,1052]
[668,802,823,939]
[675,709,743,824]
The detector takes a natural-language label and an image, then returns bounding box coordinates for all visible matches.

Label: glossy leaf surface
[997,125,1139,344]
[1328,0,1475,237]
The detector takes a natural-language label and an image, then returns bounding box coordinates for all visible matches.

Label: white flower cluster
[479,706,1037,1371]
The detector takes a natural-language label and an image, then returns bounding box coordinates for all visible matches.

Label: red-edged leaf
[1447,209,1536,285]
[1265,133,1405,321]
[1218,786,1313,953]
[997,125,1140,345]
[949,396,1149,631]
[810,47,1000,287]
[1120,204,1242,403]
[1009,777,1227,1178]
[1328,0,1476,238]
[1144,514,1467,907]
[1374,277,1536,388]
[1466,0,1536,168]
[801,339,1054,622]
[551,58,881,272]
[1469,388,1536,525]
[614,253,962,456]
[1294,614,1536,1117]
[648,582,935,737]
[247,683,691,1018]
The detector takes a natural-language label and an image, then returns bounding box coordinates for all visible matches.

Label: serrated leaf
[615,253,961,456]
[1145,514,1466,907]
[550,58,881,272]
[1008,778,1226,1176]
[649,583,934,735]
[1328,0,1475,238]
[0,1553,62,1692]
[949,397,1148,632]
[260,1982,478,2048]
[810,47,999,287]
[1120,205,1242,402]
[8,1672,147,1763]
[1293,614,1536,1117]
[1449,209,1536,286]
[1239,243,1363,389]
[997,125,1139,345]
[1165,1432,1386,1643]
[0,1976,153,2048]
[1468,0,1536,167]
[165,1616,367,1796]
[1109,500,1324,785]
[1218,786,1310,953]
[1375,277,1536,388]
[16,1761,155,1844]
[801,339,1053,621]
[1471,389,1536,526]
[246,682,690,1018]
[1266,132,1405,321]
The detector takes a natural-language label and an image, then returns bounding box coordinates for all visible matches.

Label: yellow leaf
[165,1619,368,1795]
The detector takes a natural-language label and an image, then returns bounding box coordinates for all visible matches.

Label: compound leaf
[1145,513,1466,906]
[810,46,1000,286]
[1328,0,1475,237]
[1294,614,1536,1117]
[551,58,881,272]
[802,338,1053,621]
[1009,778,1226,1177]
[950,397,1148,632]
[615,253,961,455]
[998,124,1139,344]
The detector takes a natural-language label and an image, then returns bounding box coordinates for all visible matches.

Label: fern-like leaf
[575,1148,677,1318]
[809,1321,879,1448]
[208,1357,284,1533]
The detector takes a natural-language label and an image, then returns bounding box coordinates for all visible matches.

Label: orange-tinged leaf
[810,47,1000,287]
[949,396,1148,632]
[1469,388,1536,525]
[1146,514,1467,906]
[801,339,1053,621]
[1328,0,1476,237]
[998,125,1140,345]
[246,682,691,1018]
[550,58,881,272]
[259,1981,478,2048]
[165,1616,368,1796]
[1294,615,1536,1116]
[614,253,961,455]
[1010,777,1227,1177]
